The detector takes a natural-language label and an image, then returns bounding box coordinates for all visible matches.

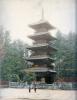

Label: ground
[0,88,76,100]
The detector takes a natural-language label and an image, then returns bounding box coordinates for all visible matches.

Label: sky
[0,0,75,44]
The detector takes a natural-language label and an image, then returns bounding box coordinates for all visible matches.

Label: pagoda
[25,19,57,84]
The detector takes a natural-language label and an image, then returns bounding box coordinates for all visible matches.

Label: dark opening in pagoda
[36,71,56,84]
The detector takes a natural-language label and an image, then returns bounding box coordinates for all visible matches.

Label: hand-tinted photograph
[0,0,76,100]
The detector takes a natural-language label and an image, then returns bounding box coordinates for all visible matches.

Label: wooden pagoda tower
[26,19,57,84]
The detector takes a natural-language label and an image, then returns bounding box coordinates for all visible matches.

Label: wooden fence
[8,82,76,90]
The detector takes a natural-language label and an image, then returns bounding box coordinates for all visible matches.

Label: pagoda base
[24,67,56,84]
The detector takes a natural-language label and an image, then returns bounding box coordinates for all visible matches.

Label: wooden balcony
[24,67,56,73]
[27,43,57,51]
[27,43,48,48]
[26,55,55,63]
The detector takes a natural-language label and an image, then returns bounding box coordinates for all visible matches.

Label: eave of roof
[28,32,57,41]
[29,21,55,30]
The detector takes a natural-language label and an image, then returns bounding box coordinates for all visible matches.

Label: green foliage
[1,31,28,82]
[0,28,35,83]
[55,31,76,80]
[23,72,36,83]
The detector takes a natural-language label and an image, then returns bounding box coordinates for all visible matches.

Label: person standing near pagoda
[33,80,37,93]
[28,81,32,93]
[29,84,31,93]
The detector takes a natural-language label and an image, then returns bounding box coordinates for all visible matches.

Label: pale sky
[0,0,75,44]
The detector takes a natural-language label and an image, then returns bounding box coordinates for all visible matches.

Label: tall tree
[1,37,28,82]
[55,31,76,82]
[0,26,5,81]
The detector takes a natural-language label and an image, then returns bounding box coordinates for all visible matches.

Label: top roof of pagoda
[29,20,55,30]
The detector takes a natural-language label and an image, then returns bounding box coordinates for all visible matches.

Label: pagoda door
[45,72,54,84]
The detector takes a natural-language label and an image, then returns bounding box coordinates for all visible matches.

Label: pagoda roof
[27,43,57,51]
[26,55,55,63]
[28,32,57,41]
[24,67,56,73]
[29,20,55,30]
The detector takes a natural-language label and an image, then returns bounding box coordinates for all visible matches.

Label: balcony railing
[27,55,55,60]
[31,31,49,36]
[27,42,57,52]
[30,55,49,58]
[31,43,48,47]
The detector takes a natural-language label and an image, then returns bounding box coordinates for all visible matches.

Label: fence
[9,82,76,90]
[0,80,9,88]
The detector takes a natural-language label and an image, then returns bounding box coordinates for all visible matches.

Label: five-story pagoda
[26,19,57,84]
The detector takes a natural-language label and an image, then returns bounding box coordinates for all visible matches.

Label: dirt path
[0,88,76,100]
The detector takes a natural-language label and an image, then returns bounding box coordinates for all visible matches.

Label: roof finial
[41,6,44,21]
[38,0,45,21]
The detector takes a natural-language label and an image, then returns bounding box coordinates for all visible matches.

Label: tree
[55,31,76,82]
[1,37,28,82]
[1,28,35,83]
[0,26,7,81]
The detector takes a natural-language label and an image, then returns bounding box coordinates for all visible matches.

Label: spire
[41,6,44,21]
[38,0,45,21]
